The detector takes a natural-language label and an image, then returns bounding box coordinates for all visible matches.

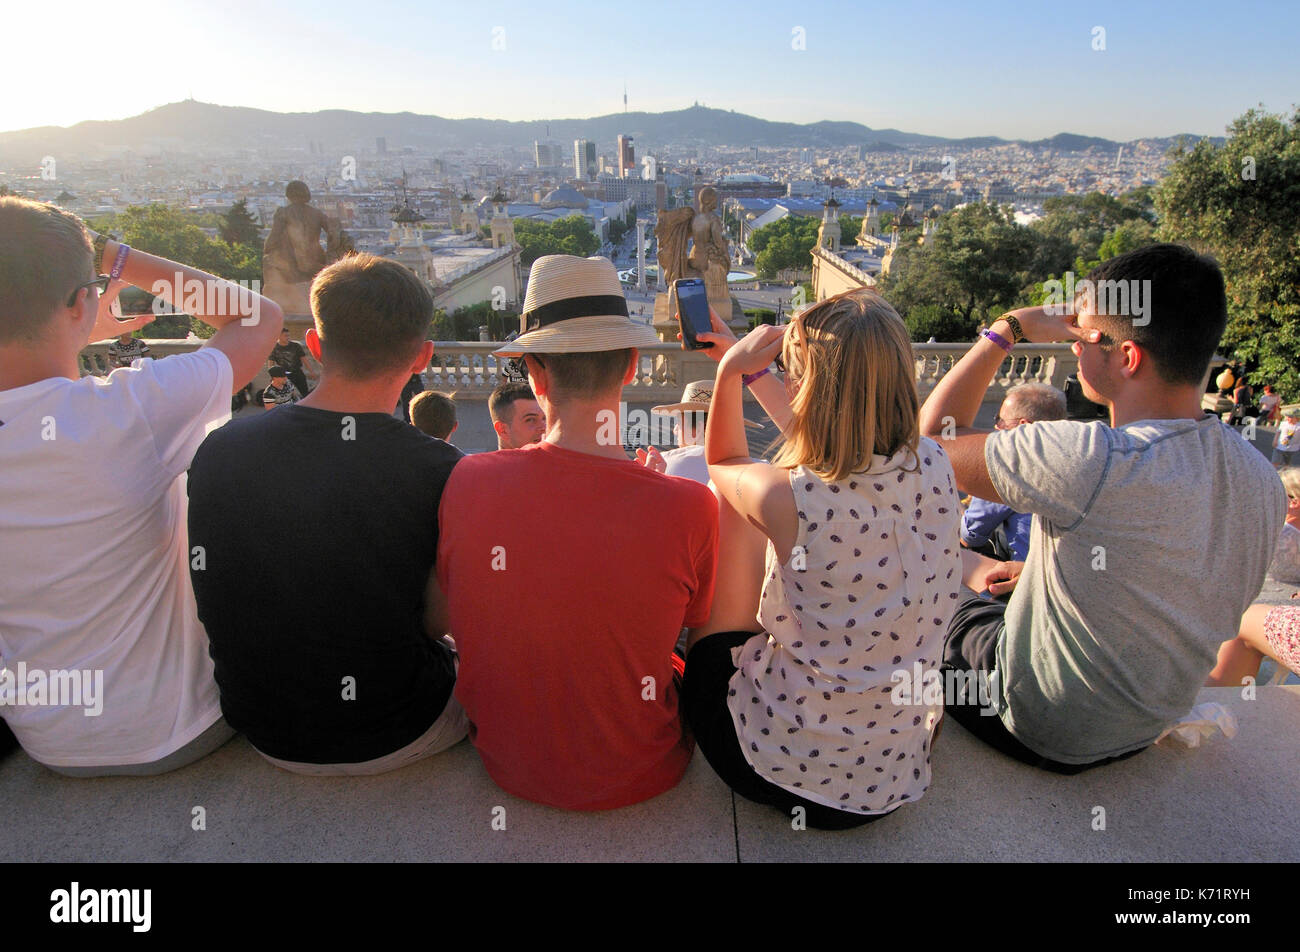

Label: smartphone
[675,279,713,350]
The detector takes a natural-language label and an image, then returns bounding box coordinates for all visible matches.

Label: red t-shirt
[437,441,718,810]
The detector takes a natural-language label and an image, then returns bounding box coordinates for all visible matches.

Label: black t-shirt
[188,405,463,763]
[269,341,307,373]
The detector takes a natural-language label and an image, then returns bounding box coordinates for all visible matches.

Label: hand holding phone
[675,279,713,351]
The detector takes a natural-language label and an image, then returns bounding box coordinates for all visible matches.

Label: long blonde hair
[770,289,919,482]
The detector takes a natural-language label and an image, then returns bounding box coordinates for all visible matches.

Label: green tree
[1155,107,1300,399]
[904,304,974,342]
[1030,192,1152,278]
[751,216,820,278]
[877,202,1039,337]
[90,204,262,338]
[450,300,519,341]
[218,198,261,247]
[514,215,599,267]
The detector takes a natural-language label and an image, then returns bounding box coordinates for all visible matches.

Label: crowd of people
[1,195,1296,829]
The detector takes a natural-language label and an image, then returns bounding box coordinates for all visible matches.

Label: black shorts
[682,630,892,832]
[942,591,1146,775]
[0,718,17,760]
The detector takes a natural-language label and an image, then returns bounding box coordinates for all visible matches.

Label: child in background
[1272,408,1300,467]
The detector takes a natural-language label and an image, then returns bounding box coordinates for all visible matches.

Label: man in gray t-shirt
[918,244,1285,771]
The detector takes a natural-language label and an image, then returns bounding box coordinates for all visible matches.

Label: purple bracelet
[742,367,771,387]
[110,243,130,280]
[981,329,1014,354]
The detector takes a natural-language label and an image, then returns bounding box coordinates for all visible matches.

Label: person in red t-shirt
[433,255,718,810]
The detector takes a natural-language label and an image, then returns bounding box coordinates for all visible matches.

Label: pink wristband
[110,243,130,280]
[981,329,1013,354]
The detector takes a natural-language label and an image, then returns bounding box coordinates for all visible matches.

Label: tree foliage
[219,198,262,247]
[89,204,262,339]
[440,300,518,342]
[877,203,1039,338]
[514,215,600,267]
[1155,107,1300,399]
[752,215,818,277]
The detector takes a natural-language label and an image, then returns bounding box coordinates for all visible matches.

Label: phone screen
[675,279,713,350]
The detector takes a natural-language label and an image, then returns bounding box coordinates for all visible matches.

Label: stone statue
[655,186,731,309]
[262,180,348,316]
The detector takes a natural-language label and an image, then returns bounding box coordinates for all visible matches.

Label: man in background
[268,328,317,397]
[961,383,1067,563]
[410,390,458,443]
[489,381,546,450]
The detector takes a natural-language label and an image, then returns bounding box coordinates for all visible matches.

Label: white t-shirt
[661,444,710,484]
[1278,419,1300,452]
[0,348,232,767]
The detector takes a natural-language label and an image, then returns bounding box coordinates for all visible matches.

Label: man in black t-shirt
[189,254,466,774]
[268,329,316,397]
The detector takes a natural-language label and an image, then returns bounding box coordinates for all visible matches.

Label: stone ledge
[3,686,1295,863]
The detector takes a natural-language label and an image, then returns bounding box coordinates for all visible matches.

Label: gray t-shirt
[984,414,1285,763]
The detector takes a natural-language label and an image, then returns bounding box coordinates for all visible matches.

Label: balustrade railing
[80,339,1080,404]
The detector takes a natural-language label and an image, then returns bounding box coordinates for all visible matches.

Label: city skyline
[4,0,1297,140]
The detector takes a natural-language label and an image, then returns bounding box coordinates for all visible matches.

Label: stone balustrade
[913,342,1078,402]
[81,338,1081,405]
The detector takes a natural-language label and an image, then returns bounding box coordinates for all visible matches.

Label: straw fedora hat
[653,380,764,429]
[493,255,662,357]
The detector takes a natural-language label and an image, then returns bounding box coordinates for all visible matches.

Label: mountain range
[0,100,1222,162]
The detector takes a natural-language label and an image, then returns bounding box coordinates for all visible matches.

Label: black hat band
[521,294,629,334]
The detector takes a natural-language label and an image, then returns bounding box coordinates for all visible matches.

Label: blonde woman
[681,289,963,829]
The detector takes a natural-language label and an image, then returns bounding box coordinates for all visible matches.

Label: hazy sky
[4,0,1296,139]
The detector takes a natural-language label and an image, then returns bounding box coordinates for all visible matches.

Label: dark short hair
[0,197,94,343]
[489,382,537,423]
[532,349,633,400]
[409,390,456,440]
[1081,243,1227,387]
[309,253,431,379]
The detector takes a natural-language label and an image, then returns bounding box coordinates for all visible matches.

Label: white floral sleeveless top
[726,437,963,814]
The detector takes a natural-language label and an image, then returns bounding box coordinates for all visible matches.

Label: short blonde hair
[771,289,919,482]
[1278,467,1300,500]
[0,197,94,343]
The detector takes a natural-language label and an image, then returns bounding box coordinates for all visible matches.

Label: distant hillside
[0,100,1225,163]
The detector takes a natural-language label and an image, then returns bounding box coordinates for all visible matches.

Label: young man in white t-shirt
[0,197,282,776]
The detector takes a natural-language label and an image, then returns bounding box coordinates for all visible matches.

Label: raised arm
[704,324,799,560]
[692,306,793,434]
[91,234,283,394]
[919,306,1096,502]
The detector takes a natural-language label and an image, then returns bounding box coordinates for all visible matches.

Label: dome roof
[540,186,589,210]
